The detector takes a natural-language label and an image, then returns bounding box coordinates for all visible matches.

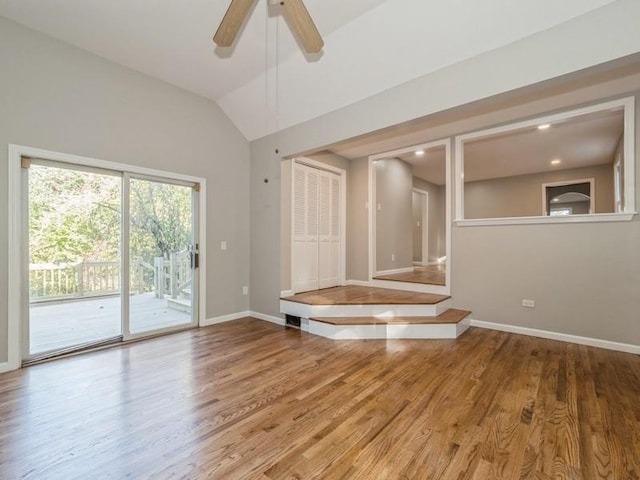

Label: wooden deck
[282,285,449,305]
[374,264,446,286]
[29,293,192,354]
[1,318,638,478]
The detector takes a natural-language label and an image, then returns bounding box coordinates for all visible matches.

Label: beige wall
[375,159,413,272]
[0,18,251,364]
[346,158,369,282]
[464,164,614,219]
[413,177,446,261]
[249,0,640,346]
[280,160,292,290]
[306,152,351,172]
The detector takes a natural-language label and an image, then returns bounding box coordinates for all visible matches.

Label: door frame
[541,178,595,216]
[412,188,429,266]
[368,138,451,295]
[289,157,347,294]
[123,172,200,341]
[7,144,207,370]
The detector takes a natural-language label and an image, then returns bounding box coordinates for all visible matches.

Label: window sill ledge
[455,212,637,227]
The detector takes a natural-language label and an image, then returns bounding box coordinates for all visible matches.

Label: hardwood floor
[374,264,446,286]
[0,318,638,479]
[282,285,449,305]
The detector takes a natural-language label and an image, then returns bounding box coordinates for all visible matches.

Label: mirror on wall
[456,97,635,222]
[372,141,448,287]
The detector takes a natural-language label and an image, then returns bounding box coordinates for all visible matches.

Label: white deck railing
[29,250,191,303]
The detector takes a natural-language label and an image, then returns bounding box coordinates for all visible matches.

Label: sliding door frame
[21,158,125,361]
[124,172,200,341]
[7,144,207,369]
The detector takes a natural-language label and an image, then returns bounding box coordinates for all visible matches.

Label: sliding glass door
[24,160,199,361]
[26,161,123,356]
[127,176,197,335]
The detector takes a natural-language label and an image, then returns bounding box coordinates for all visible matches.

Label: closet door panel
[292,164,320,292]
[292,163,340,293]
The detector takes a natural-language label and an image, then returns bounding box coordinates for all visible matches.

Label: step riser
[281,299,451,319]
[367,279,448,295]
[308,318,470,340]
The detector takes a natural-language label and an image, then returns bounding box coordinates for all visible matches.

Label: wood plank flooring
[312,308,471,326]
[0,318,639,479]
[282,285,449,305]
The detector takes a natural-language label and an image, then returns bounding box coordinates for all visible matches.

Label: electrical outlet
[221,241,227,251]
[242,286,248,295]
[522,299,535,308]
[391,254,395,261]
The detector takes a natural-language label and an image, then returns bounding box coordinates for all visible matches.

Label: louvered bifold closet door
[293,164,320,292]
[318,172,340,289]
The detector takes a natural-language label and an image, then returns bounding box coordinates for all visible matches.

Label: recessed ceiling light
[538,124,551,130]
[552,198,560,202]
[415,150,425,156]
[550,159,561,165]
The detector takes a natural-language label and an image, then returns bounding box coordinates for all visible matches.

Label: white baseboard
[470,319,640,355]
[250,311,286,326]
[201,311,251,327]
[374,267,414,276]
[0,362,12,374]
[280,290,295,298]
[346,279,370,287]
[204,310,286,328]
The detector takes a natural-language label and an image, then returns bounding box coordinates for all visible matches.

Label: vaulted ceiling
[0,0,618,141]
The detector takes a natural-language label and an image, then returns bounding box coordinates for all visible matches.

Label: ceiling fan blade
[282,0,324,54]
[213,0,256,47]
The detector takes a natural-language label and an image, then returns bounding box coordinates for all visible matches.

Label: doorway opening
[542,178,595,216]
[369,138,451,293]
[412,189,428,266]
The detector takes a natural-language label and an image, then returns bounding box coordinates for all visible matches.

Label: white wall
[250,1,640,346]
[0,18,251,364]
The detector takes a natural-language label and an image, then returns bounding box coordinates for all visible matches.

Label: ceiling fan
[213,0,324,54]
